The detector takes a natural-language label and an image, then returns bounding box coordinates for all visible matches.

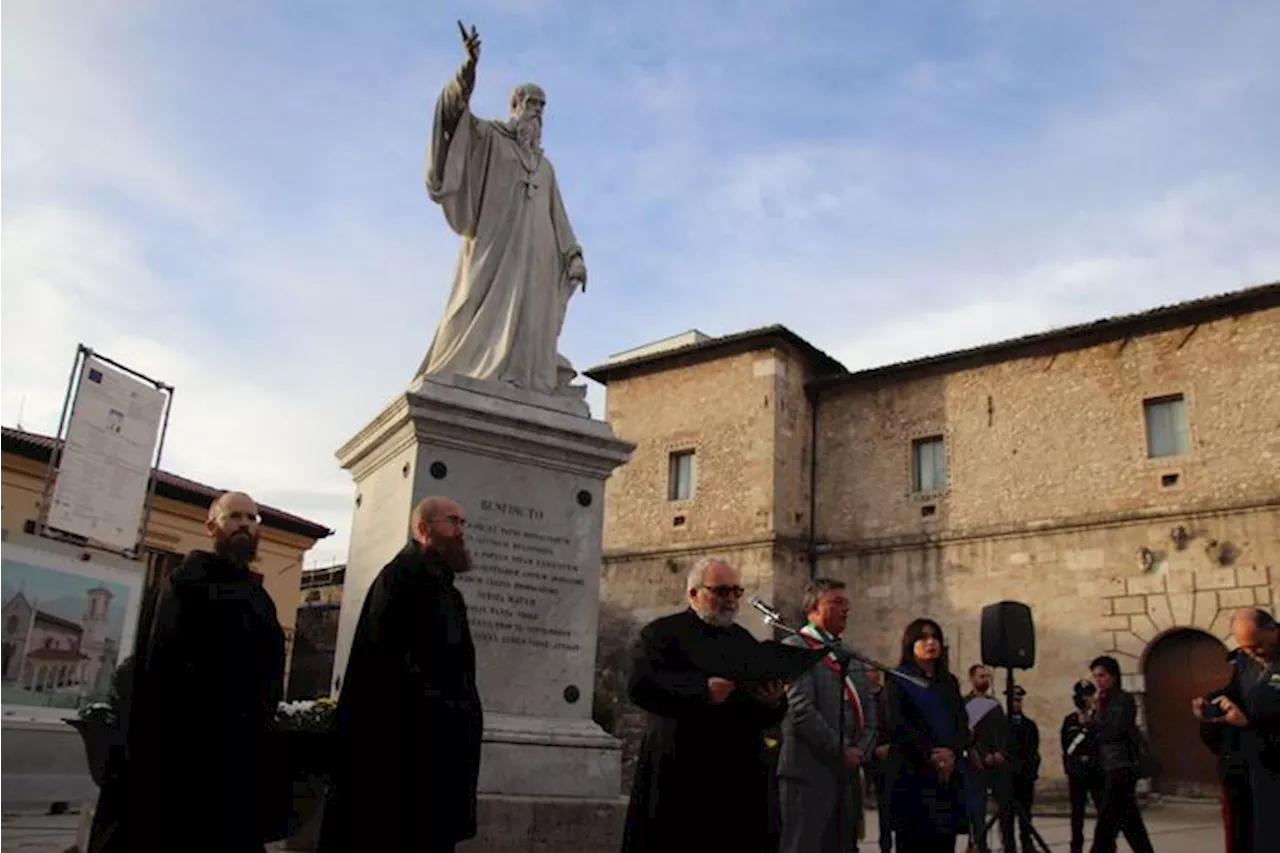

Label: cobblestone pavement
[3,801,1224,852]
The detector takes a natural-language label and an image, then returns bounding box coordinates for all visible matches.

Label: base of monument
[410,372,591,417]
[460,794,628,853]
[275,793,629,853]
[480,713,621,798]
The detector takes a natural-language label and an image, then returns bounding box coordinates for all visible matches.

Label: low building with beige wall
[587,281,1280,797]
[1,426,332,683]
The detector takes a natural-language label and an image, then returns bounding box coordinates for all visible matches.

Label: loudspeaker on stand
[980,600,1036,670]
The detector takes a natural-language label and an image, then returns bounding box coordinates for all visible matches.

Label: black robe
[318,542,482,851]
[1201,651,1280,853]
[622,608,789,853]
[120,550,286,853]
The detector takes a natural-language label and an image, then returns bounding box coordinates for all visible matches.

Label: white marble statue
[414,21,587,396]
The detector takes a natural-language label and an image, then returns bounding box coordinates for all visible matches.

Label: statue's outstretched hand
[568,256,587,292]
[458,20,481,65]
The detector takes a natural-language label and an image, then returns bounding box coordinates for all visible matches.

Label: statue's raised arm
[439,21,481,138]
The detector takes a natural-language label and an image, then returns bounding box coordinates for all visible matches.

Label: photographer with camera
[1199,650,1252,853]
[1061,680,1102,853]
[1194,608,1279,853]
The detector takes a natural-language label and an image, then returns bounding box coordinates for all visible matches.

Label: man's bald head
[411,496,471,574]
[206,491,260,565]
[1232,607,1278,662]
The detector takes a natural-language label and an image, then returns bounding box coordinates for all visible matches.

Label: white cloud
[3,0,1278,573]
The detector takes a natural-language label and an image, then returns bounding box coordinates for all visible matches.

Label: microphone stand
[753,606,929,690]
[980,668,1052,853]
[750,601,927,851]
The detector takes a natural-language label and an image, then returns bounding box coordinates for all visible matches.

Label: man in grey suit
[778,578,878,853]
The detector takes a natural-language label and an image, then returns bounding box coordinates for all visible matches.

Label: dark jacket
[319,542,482,851]
[965,693,1011,768]
[1089,688,1139,773]
[1061,711,1100,778]
[1203,650,1280,853]
[884,663,971,836]
[1008,713,1041,780]
[1200,674,1253,853]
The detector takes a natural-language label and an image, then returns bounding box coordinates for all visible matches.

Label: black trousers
[1066,770,1102,853]
[1247,758,1279,853]
[1221,767,1251,853]
[872,766,894,853]
[1089,770,1154,853]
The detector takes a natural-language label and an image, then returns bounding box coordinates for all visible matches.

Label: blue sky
[4,0,1278,566]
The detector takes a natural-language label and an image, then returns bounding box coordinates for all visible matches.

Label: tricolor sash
[798,624,866,733]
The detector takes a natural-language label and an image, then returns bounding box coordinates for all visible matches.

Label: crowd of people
[620,558,1132,853]
[79,492,1277,853]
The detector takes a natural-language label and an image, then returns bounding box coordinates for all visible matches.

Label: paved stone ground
[2,801,1224,852]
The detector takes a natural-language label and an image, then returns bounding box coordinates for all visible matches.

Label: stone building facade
[586,281,1280,796]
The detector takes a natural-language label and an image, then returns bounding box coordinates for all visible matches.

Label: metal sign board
[44,353,168,553]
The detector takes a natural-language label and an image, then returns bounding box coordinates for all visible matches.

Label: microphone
[747,594,930,689]
[747,594,782,625]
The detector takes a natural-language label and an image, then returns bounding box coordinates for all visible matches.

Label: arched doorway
[1143,628,1232,796]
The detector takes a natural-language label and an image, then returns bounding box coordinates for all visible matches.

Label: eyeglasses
[700,584,745,599]
[430,515,467,528]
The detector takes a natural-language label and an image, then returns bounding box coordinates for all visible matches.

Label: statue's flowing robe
[417,73,583,394]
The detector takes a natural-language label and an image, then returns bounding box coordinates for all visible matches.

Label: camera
[1200,697,1226,720]
[1072,679,1096,711]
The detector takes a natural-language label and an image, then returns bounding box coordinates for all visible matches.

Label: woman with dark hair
[883,618,970,853]
[1085,656,1156,853]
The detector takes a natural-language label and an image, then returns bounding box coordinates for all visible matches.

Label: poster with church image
[1,536,143,718]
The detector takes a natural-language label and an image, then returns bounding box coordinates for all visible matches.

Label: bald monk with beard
[319,496,482,853]
[114,491,286,853]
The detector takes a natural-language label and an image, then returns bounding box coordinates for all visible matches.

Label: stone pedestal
[332,375,634,802]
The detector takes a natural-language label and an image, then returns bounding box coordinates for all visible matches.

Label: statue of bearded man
[414,22,588,398]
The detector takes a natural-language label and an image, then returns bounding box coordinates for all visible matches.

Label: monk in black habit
[622,557,788,853]
[319,496,482,853]
[115,491,286,853]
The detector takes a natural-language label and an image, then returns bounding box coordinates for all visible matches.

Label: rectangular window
[912,436,946,493]
[1144,395,1189,458]
[668,450,696,501]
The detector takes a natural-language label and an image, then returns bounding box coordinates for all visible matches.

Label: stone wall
[813,307,1280,543]
[818,506,1277,791]
[602,350,780,553]
[594,294,1280,797]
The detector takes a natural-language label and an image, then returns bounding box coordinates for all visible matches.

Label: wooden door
[1143,629,1232,796]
